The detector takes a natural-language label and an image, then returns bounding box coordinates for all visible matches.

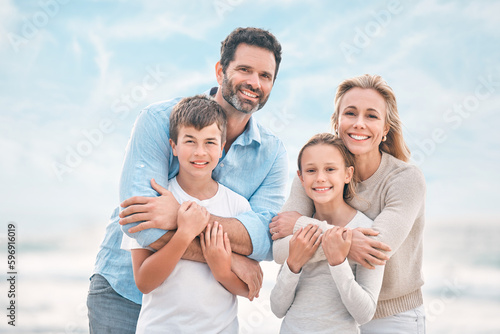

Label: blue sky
[1,0,499,237]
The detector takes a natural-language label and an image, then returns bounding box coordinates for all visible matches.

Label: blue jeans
[360,305,426,334]
[87,274,141,334]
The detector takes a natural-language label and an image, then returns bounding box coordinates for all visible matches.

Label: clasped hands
[271,211,391,271]
[118,178,262,300]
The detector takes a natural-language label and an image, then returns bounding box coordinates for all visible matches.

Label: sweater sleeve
[270,262,301,318]
[371,165,426,257]
[329,260,385,325]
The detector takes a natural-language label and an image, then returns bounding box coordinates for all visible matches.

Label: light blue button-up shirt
[93,89,288,304]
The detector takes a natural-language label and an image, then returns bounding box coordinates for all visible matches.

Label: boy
[121,95,251,333]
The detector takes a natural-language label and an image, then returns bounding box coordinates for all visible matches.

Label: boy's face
[170,123,224,180]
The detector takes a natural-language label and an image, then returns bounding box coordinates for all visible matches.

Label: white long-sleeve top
[270,211,385,333]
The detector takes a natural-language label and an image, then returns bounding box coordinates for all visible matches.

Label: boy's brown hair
[169,95,227,144]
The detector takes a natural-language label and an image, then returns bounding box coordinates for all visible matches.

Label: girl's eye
[344,111,355,116]
[368,114,379,119]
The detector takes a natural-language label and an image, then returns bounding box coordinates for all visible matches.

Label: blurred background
[1,0,499,333]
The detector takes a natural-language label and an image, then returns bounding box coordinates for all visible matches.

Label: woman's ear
[215,61,224,86]
[169,138,178,156]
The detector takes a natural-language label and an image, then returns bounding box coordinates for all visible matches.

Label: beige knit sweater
[273,151,426,319]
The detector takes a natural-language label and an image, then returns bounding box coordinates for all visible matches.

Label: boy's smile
[170,123,224,180]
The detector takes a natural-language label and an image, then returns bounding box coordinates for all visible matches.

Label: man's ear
[215,61,224,85]
[169,138,178,156]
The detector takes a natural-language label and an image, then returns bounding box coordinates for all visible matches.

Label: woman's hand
[347,228,391,269]
[269,211,302,240]
[286,224,322,274]
[322,226,352,266]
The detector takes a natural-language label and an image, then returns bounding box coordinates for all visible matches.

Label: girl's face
[298,144,353,206]
[337,87,389,159]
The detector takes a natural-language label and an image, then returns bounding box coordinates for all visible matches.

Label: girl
[270,133,385,333]
[271,74,426,334]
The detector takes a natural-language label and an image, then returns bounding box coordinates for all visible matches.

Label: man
[87,27,288,333]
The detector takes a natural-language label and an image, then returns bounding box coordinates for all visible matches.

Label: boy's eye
[306,169,315,173]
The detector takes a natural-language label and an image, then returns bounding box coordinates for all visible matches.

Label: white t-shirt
[121,177,252,334]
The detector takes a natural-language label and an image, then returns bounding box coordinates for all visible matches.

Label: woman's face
[337,87,389,158]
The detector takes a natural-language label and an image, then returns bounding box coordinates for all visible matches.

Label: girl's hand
[322,226,352,266]
[176,201,210,239]
[200,222,232,278]
[286,224,322,274]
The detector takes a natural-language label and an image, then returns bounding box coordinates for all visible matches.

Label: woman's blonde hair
[297,133,357,201]
[331,74,410,162]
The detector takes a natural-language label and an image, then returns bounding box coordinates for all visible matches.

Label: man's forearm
[210,215,252,256]
[148,214,252,258]
[149,231,206,263]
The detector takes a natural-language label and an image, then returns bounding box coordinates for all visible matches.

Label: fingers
[127,221,155,234]
[204,223,212,247]
[119,212,149,226]
[223,232,231,254]
[372,240,392,253]
[357,227,379,237]
[120,196,150,209]
[345,229,353,243]
[150,178,168,195]
[211,221,219,246]
[200,232,206,252]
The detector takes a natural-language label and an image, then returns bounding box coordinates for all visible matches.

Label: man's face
[219,44,276,114]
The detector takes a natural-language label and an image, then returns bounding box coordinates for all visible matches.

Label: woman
[271,74,426,333]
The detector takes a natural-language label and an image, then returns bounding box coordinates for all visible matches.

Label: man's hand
[322,226,352,266]
[348,227,391,269]
[119,178,180,233]
[269,211,302,240]
[231,253,263,301]
[287,224,322,274]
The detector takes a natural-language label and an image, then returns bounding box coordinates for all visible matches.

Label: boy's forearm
[134,233,192,294]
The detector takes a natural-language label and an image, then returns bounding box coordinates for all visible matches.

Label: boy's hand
[176,201,209,239]
[286,224,322,274]
[200,222,232,278]
[322,226,352,266]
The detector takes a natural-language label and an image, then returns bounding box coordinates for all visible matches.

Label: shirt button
[220,163,224,167]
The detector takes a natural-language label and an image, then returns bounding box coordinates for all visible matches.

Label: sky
[1,0,500,332]
[1,0,499,236]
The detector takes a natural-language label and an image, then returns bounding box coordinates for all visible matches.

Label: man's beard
[221,75,269,114]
